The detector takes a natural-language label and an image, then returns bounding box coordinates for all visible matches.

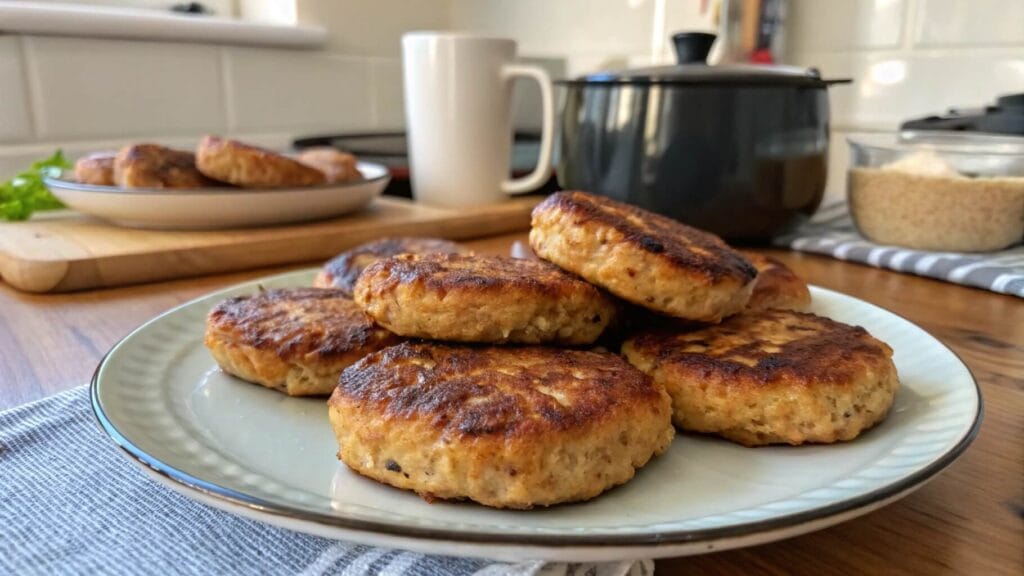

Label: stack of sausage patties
[205,191,899,509]
[74,137,360,189]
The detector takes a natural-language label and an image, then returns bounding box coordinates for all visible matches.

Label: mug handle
[500,64,555,195]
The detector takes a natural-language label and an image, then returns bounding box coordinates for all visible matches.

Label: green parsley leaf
[0,150,70,221]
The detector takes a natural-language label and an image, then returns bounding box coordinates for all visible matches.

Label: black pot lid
[562,63,842,87]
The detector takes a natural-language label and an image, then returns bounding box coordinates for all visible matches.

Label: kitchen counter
[1,232,1021,574]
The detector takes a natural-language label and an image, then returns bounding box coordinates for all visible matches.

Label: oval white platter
[45,162,389,230]
[91,270,981,562]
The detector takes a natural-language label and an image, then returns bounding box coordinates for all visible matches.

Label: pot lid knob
[672,32,716,65]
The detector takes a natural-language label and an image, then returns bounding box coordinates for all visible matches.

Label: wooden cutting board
[0,196,541,293]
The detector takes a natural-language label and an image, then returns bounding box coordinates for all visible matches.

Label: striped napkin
[0,387,651,576]
[774,203,1024,298]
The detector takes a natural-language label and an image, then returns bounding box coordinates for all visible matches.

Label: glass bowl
[846,131,1024,252]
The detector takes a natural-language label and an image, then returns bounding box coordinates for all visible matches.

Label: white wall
[450,0,714,75]
[297,0,452,56]
[787,0,1024,202]
[0,0,449,179]
[0,34,408,178]
[3,0,1020,198]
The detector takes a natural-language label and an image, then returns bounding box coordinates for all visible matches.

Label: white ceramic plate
[91,270,981,562]
[45,162,389,230]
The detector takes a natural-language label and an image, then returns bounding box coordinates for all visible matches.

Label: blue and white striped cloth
[775,203,1024,298]
[0,387,651,576]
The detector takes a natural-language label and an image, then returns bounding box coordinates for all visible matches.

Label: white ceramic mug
[402,32,555,207]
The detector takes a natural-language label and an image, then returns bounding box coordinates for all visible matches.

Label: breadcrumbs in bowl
[847,133,1024,252]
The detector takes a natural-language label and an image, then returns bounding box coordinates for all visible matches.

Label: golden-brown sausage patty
[740,251,812,312]
[313,237,470,296]
[622,309,899,446]
[328,342,674,509]
[74,152,116,186]
[529,191,757,323]
[115,144,219,188]
[204,287,401,396]
[354,253,617,344]
[296,147,362,183]
[196,136,326,188]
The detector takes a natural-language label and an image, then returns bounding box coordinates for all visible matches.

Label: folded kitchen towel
[774,203,1024,298]
[0,387,652,576]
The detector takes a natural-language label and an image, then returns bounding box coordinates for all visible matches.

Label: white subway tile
[450,0,654,58]
[914,0,1024,46]
[823,129,852,205]
[23,36,226,140]
[0,37,33,142]
[224,47,374,134]
[297,0,453,57]
[661,1,717,36]
[369,58,404,130]
[787,0,905,54]
[795,50,1024,129]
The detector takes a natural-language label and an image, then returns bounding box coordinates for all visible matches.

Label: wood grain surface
[1,233,1021,575]
[0,196,539,293]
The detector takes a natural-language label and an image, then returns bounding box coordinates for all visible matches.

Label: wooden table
[1,232,1021,575]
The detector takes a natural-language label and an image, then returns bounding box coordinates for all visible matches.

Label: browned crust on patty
[331,343,666,439]
[314,237,470,296]
[114,144,220,188]
[625,310,892,388]
[359,253,593,298]
[740,251,812,312]
[204,287,402,395]
[206,287,397,361]
[196,135,326,188]
[536,191,756,283]
[328,342,675,507]
[353,253,618,344]
[74,152,116,185]
[529,191,756,322]
[622,309,899,446]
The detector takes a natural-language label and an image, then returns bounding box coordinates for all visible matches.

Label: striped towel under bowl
[774,203,1024,298]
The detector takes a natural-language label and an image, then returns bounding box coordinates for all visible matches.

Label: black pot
[557,33,847,242]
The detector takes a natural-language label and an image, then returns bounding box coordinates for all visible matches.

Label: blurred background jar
[709,0,788,65]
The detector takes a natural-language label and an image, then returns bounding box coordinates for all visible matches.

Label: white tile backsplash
[369,58,405,130]
[788,0,906,53]
[799,50,1024,129]
[297,0,453,57]
[24,36,226,140]
[914,0,1024,47]
[0,3,454,181]
[661,1,717,36]
[823,129,853,205]
[224,47,374,134]
[450,0,655,57]
[0,36,33,143]
[2,1,1022,189]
